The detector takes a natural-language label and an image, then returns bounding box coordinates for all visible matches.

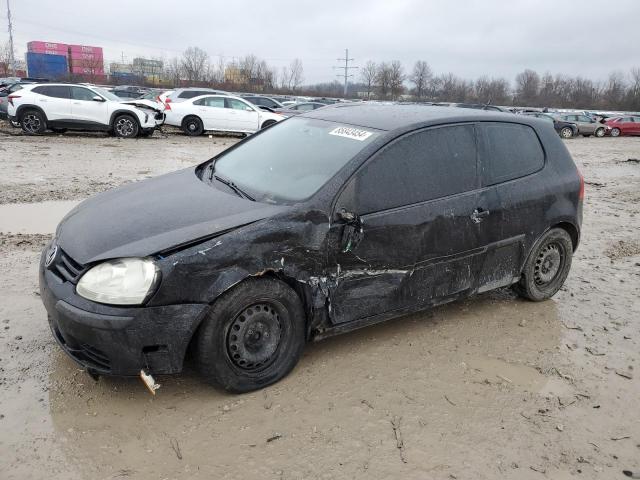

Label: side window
[71,87,97,101]
[579,115,592,123]
[179,91,204,99]
[205,97,225,108]
[353,125,478,214]
[226,98,251,110]
[480,123,544,186]
[35,85,70,99]
[297,104,315,111]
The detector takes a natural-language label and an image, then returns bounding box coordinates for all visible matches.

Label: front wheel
[559,127,573,139]
[195,277,306,393]
[610,127,621,137]
[182,116,204,136]
[513,228,573,301]
[595,127,605,137]
[113,114,139,138]
[20,109,46,135]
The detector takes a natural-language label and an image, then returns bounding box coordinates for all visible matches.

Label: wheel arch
[109,109,141,129]
[181,114,203,128]
[552,221,580,251]
[16,104,48,122]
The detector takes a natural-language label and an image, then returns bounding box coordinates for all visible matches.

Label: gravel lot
[0,121,639,479]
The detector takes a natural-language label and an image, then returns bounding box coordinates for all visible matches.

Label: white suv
[7,83,163,138]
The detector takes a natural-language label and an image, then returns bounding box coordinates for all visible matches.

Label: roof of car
[302,103,521,132]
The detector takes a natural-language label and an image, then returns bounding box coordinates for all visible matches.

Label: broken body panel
[39,104,582,377]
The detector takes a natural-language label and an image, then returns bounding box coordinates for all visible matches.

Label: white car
[7,83,162,138]
[164,94,284,136]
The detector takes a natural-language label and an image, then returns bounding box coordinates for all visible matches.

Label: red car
[605,116,640,137]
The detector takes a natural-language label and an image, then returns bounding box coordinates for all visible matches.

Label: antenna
[333,48,358,97]
[6,0,15,75]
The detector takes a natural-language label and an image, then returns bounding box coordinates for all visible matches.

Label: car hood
[56,167,289,265]
[120,99,164,113]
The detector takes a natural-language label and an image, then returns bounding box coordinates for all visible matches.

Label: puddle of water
[0,200,79,234]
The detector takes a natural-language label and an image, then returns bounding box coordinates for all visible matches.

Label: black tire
[195,277,306,393]
[513,228,573,302]
[20,109,46,135]
[182,116,204,136]
[610,127,621,137]
[112,114,139,138]
[261,119,277,130]
[50,127,67,134]
[559,127,573,139]
[595,127,605,138]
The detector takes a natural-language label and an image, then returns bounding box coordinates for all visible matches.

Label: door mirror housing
[92,95,105,102]
[337,209,364,253]
[245,106,254,112]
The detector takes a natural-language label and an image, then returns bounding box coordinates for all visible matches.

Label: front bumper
[39,243,207,376]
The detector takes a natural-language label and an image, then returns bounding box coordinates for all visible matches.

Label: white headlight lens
[76,258,158,305]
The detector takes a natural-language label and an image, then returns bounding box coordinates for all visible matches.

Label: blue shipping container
[26,52,68,79]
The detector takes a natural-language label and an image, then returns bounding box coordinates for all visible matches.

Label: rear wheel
[182,116,204,136]
[195,277,306,393]
[559,127,573,139]
[513,228,573,301]
[20,109,46,135]
[610,127,621,137]
[595,127,605,137]
[113,114,139,138]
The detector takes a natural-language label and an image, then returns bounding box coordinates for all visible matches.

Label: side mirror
[245,106,253,112]
[92,95,105,102]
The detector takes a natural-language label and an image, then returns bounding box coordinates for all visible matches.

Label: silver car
[555,113,607,137]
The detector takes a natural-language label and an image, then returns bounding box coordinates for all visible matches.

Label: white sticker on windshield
[329,126,373,141]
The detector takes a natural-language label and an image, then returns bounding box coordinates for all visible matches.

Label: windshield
[93,87,122,102]
[211,117,381,203]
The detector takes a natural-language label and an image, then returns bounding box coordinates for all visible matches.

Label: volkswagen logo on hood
[45,242,58,268]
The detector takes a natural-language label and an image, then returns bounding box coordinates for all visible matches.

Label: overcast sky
[6,0,640,84]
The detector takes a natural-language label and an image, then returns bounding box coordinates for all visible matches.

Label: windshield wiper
[213,174,255,201]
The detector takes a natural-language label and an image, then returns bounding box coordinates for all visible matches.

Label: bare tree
[389,60,405,100]
[375,62,391,99]
[602,71,626,109]
[360,61,377,99]
[287,58,304,91]
[0,42,12,76]
[514,69,541,106]
[181,47,209,83]
[165,57,183,87]
[409,60,432,100]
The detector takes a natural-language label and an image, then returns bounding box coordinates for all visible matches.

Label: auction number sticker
[329,126,373,141]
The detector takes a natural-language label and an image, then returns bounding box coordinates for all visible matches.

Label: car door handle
[471,208,490,223]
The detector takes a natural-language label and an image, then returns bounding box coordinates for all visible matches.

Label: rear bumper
[39,243,208,376]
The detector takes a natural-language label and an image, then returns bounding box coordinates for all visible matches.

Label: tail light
[164,97,171,110]
[578,170,584,201]
[8,95,20,106]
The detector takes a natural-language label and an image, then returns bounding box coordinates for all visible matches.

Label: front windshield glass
[212,117,380,203]
[94,87,121,102]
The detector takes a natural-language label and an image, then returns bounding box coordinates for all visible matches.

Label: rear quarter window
[480,122,544,186]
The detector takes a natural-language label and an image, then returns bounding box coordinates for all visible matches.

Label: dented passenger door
[327,124,484,325]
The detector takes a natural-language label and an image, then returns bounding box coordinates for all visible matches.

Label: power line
[333,48,358,96]
[6,0,15,74]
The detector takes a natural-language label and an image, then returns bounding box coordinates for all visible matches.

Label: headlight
[76,258,159,305]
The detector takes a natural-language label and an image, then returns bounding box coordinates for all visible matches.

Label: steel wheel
[183,116,203,136]
[534,243,563,286]
[560,127,573,139]
[226,303,282,370]
[610,128,621,137]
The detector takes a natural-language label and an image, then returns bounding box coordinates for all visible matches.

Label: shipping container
[68,44,103,56]
[26,52,68,79]
[27,41,69,56]
[70,65,105,75]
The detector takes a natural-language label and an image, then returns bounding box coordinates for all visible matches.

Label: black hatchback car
[40,104,583,392]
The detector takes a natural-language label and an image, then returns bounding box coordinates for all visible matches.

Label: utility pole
[333,48,357,97]
[6,0,16,75]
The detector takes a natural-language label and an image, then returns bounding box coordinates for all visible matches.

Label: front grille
[50,249,85,284]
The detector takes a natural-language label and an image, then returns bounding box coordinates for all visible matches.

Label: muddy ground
[0,121,639,479]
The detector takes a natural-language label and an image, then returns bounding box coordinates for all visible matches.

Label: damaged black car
[39,104,583,392]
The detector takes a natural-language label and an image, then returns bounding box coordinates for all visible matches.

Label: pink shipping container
[69,52,104,62]
[68,44,103,56]
[27,40,69,53]
[70,66,105,75]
